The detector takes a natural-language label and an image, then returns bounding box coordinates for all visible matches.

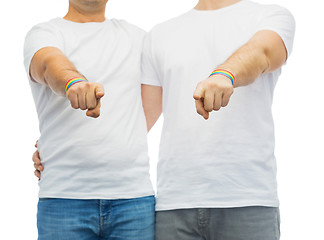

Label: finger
[86,86,97,109]
[78,91,87,110]
[222,90,234,107]
[204,90,214,112]
[34,170,41,179]
[32,150,44,170]
[32,150,40,163]
[95,84,105,99]
[37,164,44,171]
[67,88,79,109]
[34,163,44,171]
[213,92,222,111]
[195,99,209,120]
[193,84,204,100]
[35,140,38,148]
[86,99,101,118]
[34,163,40,171]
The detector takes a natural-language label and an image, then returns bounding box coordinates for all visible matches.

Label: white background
[0,0,323,239]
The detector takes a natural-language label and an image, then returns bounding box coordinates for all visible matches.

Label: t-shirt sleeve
[23,22,63,81]
[256,5,296,57]
[141,32,162,86]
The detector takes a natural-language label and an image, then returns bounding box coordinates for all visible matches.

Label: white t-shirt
[24,18,154,199]
[142,0,295,211]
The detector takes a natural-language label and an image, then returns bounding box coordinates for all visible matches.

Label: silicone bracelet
[65,78,87,92]
[210,69,235,85]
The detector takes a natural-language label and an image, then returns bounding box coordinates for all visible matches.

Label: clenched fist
[193,74,234,120]
[66,81,105,118]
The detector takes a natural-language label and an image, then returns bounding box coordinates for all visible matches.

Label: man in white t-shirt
[31,0,295,239]
[24,0,162,239]
[141,0,295,239]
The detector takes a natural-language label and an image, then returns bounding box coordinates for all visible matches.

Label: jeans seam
[98,200,103,239]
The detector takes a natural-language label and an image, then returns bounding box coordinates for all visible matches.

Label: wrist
[209,69,235,86]
[65,77,87,93]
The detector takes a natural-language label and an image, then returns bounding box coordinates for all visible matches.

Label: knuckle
[88,104,95,110]
[71,103,78,109]
[84,82,91,89]
[205,107,212,112]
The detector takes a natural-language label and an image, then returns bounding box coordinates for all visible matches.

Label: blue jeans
[37,196,155,240]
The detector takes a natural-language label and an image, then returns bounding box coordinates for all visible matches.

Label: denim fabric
[37,196,155,240]
[155,206,280,240]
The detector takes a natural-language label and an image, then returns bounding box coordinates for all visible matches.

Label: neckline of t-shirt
[56,17,110,25]
[191,0,248,14]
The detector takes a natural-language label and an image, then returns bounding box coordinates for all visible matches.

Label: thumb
[95,84,105,99]
[193,84,204,100]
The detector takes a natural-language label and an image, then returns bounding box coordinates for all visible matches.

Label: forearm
[30,47,85,96]
[218,43,269,88]
[194,31,287,119]
[141,84,162,132]
[30,47,104,118]
[217,30,287,88]
[144,108,161,132]
[43,56,85,95]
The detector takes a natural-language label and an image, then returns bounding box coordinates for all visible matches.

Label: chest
[155,17,259,78]
[60,27,142,86]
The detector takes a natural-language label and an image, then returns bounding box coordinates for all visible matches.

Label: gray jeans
[155,206,280,240]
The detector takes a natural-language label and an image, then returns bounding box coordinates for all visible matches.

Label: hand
[193,74,234,120]
[66,82,105,118]
[33,141,43,180]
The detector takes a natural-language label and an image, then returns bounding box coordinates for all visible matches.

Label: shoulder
[26,18,62,37]
[27,18,61,32]
[235,1,293,20]
[249,1,293,17]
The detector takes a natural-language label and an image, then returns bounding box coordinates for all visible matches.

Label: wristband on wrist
[210,69,235,86]
[65,77,87,92]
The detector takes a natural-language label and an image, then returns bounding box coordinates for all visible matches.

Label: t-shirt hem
[39,189,155,200]
[141,78,162,87]
[155,200,279,211]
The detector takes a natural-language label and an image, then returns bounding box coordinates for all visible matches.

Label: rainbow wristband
[210,69,235,86]
[65,77,87,92]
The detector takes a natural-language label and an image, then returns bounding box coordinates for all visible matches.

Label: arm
[141,84,162,132]
[194,30,287,119]
[30,47,105,117]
